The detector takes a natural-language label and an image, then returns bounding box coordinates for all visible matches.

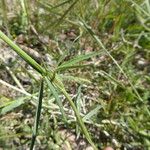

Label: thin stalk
[50,0,72,10]
[0,56,25,91]
[1,0,11,37]
[45,77,67,123]
[6,66,25,91]
[0,30,97,149]
[30,79,44,150]
[52,0,79,30]
[19,0,29,32]
[79,20,143,102]
[0,30,46,75]
[56,85,97,150]
[0,79,32,97]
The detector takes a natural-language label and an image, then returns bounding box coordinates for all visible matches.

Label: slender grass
[19,0,29,32]
[0,30,46,75]
[0,0,149,149]
[58,87,97,150]
[78,20,143,102]
[5,64,25,91]
[0,79,32,97]
[30,79,44,150]
[0,30,97,149]
[1,0,11,37]
[45,77,67,123]
[57,51,103,71]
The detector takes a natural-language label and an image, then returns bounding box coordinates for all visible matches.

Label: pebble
[103,146,114,150]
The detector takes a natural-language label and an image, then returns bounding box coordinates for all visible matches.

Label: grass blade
[45,77,67,123]
[57,86,97,150]
[79,20,143,102]
[1,0,11,37]
[0,30,97,149]
[0,97,25,115]
[0,30,46,75]
[57,64,93,71]
[30,79,44,150]
[57,51,102,71]
[61,75,91,84]
[128,0,150,17]
[76,85,82,112]
[83,105,102,121]
[52,0,79,29]
[48,0,72,10]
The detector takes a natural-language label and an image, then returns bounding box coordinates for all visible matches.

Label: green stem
[0,30,97,149]
[1,0,11,37]
[57,86,97,150]
[30,79,44,150]
[0,30,46,75]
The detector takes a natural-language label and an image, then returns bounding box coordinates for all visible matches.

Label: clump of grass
[0,0,150,149]
[0,30,99,149]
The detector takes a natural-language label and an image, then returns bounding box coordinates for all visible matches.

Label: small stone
[103,146,114,150]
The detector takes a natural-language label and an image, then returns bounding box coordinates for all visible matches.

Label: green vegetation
[0,0,149,149]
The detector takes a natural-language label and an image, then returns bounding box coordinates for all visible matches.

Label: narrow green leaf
[0,30,46,75]
[57,64,93,71]
[75,85,82,137]
[127,117,138,131]
[57,51,102,70]
[45,73,96,148]
[0,98,26,115]
[79,20,143,102]
[52,0,79,29]
[138,130,150,138]
[83,105,102,121]
[57,87,97,150]
[45,77,67,122]
[76,85,82,112]
[30,79,44,150]
[128,0,150,17]
[49,0,72,10]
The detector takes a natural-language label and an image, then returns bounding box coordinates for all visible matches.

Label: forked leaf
[57,51,102,70]
[0,29,97,150]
